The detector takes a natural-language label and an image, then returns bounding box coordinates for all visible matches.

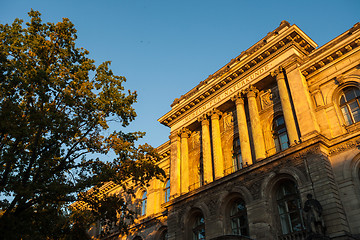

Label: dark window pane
[345,88,357,101]
[276,181,304,235]
[341,106,353,125]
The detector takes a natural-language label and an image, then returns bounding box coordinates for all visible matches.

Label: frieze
[329,138,360,156]
[289,145,321,160]
[179,64,271,126]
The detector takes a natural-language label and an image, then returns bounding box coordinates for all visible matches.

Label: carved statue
[303,194,326,238]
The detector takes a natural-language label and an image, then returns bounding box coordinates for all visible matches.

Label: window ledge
[344,121,360,133]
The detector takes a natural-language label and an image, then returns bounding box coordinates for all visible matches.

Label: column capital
[245,85,259,98]
[209,108,222,120]
[270,66,285,79]
[179,127,191,138]
[198,114,210,126]
[231,93,245,105]
[169,131,180,142]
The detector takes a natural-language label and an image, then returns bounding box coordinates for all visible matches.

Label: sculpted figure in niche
[303,194,326,238]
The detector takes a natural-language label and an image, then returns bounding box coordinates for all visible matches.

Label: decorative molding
[329,138,360,156]
[160,25,318,127]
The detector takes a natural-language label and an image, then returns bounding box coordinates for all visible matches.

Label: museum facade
[92,21,360,240]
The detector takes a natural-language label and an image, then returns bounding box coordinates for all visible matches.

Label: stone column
[231,93,253,165]
[169,132,181,198]
[180,128,191,194]
[209,109,224,179]
[246,86,266,161]
[198,114,213,184]
[271,67,299,145]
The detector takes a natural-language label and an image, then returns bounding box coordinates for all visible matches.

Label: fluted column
[209,109,224,179]
[271,67,299,145]
[246,86,266,161]
[169,132,181,198]
[180,128,191,194]
[198,114,213,184]
[231,93,253,165]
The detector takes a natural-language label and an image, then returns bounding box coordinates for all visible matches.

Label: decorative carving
[190,131,201,149]
[329,138,360,156]
[223,111,235,130]
[179,127,191,138]
[198,114,209,125]
[334,75,345,85]
[245,85,259,98]
[303,194,326,237]
[260,89,273,110]
[270,66,284,78]
[208,108,222,120]
[345,45,352,51]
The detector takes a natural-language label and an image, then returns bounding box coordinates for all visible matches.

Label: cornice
[158,22,316,127]
[300,23,360,78]
[156,140,171,161]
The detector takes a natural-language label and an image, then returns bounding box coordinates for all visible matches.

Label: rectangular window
[341,106,353,125]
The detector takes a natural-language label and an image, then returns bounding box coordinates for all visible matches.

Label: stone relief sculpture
[303,194,327,239]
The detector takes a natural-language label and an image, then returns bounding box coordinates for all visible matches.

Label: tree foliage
[0,10,164,239]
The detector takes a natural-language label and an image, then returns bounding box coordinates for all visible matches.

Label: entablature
[158,21,317,128]
[300,22,360,79]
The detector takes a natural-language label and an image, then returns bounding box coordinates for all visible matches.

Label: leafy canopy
[0,10,164,239]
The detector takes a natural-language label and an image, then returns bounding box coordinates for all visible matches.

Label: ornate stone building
[93,21,360,240]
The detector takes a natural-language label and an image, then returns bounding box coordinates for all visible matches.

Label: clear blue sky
[1,0,359,149]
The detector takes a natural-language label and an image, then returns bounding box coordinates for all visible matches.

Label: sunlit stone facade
[96,21,360,240]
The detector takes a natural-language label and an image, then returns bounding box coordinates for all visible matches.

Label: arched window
[273,115,289,152]
[192,213,205,240]
[340,87,360,125]
[232,137,242,171]
[276,180,304,235]
[230,199,249,236]
[164,180,170,203]
[140,190,147,216]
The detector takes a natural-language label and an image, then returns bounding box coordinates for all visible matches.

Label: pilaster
[285,66,320,141]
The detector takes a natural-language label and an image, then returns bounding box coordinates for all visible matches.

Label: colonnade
[169,67,300,196]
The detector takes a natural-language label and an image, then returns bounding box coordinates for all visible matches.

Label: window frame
[273,115,289,152]
[140,190,147,216]
[275,180,305,235]
[192,213,205,240]
[229,198,249,236]
[232,137,243,171]
[164,180,170,203]
[339,87,360,125]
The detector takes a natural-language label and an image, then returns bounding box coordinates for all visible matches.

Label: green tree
[0,10,164,239]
